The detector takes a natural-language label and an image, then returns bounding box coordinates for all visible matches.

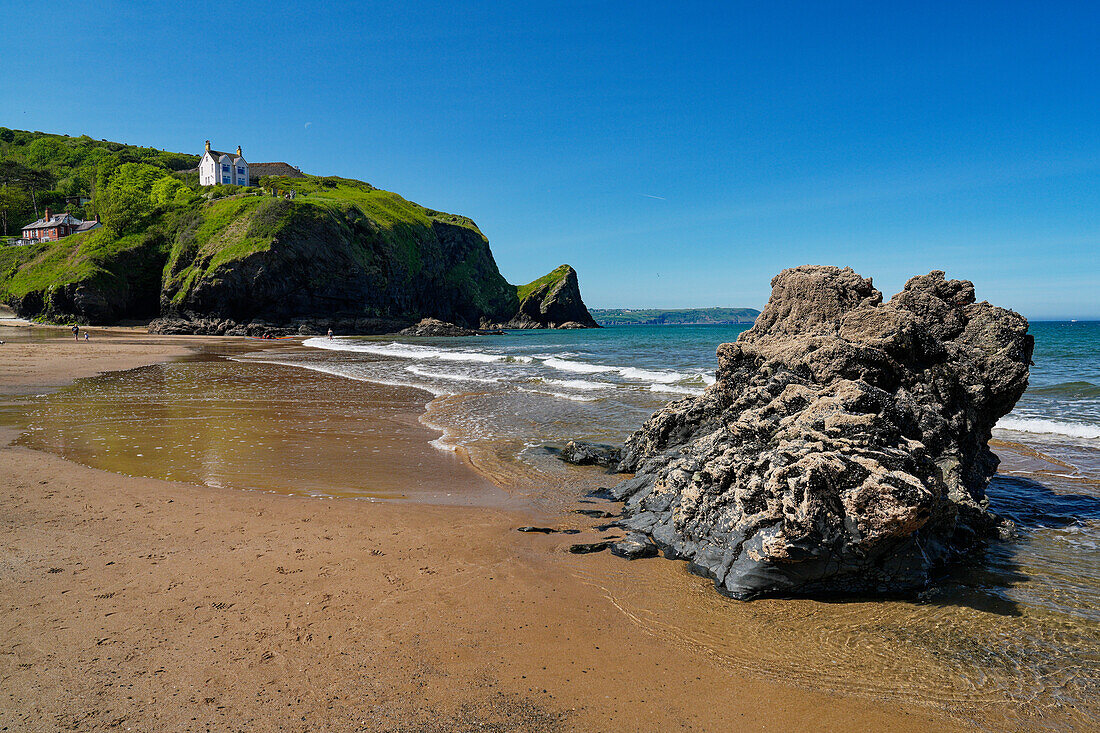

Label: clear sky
[4,1,1098,318]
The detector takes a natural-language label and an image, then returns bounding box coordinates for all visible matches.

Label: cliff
[0,129,596,331]
[494,265,599,329]
[157,179,519,331]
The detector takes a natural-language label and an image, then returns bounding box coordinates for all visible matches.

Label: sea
[11,320,1100,729]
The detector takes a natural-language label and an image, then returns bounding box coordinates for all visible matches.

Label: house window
[237,166,245,174]
[222,164,230,172]
[223,176,231,184]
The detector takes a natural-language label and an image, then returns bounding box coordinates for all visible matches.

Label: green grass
[517,264,572,301]
[0,227,151,299]
[162,195,278,303]
[260,175,482,232]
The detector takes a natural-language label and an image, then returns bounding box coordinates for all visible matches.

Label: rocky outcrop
[398,318,478,337]
[611,266,1033,599]
[558,440,620,468]
[490,265,599,329]
[611,533,659,560]
[148,315,407,337]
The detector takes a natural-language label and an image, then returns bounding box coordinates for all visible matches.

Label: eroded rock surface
[613,266,1033,598]
[558,440,621,468]
[398,318,478,337]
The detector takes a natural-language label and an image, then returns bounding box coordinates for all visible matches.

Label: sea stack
[495,265,600,329]
[612,266,1033,598]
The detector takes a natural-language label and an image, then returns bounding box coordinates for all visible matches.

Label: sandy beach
[0,326,971,731]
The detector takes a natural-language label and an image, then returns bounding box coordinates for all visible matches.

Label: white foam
[406,365,500,383]
[304,338,512,364]
[542,356,685,383]
[619,366,684,383]
[418,413,460,452]
[995,417,1100,441]
[649,384,704,396]
[545,378,606,391]
[518,388,600,403]
[541,357,618,374]
[238,357,452,397]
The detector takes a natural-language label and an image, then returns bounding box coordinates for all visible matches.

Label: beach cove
[1,325,1096,731]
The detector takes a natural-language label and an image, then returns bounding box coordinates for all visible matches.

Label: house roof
[249,162,306,179]
[73,220,101,233]
[206,149,246,164]
[22,213,78,230]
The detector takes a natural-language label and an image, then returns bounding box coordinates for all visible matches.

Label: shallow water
[13,353,508,506]
[8,323,1100,729]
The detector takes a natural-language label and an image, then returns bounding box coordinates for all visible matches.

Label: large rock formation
[490,265,600,329]
[398,317,478,337]
[612,266,1032,598]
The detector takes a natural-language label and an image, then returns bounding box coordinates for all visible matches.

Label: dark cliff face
[498,265,599,329]
[160,201,519,329]
[611,266,1033,599]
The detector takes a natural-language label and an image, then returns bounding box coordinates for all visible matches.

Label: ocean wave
[304,338,526,364]
[541,357,618,374]
[542,356,687,383]
[518,387,601,402]
[619,366,684,383]
[405,365,500,383]
[544,378,606,391]
[1029,381,1100,399]
[995,417,1100,440]
[650,384,705,396]
[238,357,453,397]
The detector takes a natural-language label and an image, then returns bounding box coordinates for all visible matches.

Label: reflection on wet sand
[15,355,509,507]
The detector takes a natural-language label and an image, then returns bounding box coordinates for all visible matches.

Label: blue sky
[4,1,1098,318]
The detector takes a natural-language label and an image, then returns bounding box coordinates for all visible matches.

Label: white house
[199,141,249,186]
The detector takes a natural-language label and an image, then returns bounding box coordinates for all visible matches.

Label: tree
[0,160,41,234]
[0,186,29,237]
[99,162,167,234]
[150,175,190,206]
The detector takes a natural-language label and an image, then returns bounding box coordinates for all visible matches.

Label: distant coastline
[590,307,761,326]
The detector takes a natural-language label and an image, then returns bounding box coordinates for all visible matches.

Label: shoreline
[0,325,978,730]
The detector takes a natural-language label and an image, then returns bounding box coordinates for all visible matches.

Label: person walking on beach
[71,325,79,341]
[83,332,90,341]
[327,328,333,340]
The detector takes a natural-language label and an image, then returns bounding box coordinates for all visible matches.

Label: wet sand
[0,328,965,731]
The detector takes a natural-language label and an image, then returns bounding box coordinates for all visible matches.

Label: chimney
[44,208,51,220]
[94,214,100,223]
[205,140,211,152]
[236,145,242,157]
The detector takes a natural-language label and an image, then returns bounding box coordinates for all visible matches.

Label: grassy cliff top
[516,264,573,301]
[254,174,482,234]
[0,128,480,237]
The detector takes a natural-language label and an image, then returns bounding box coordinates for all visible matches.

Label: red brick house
[20,209,100,243]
